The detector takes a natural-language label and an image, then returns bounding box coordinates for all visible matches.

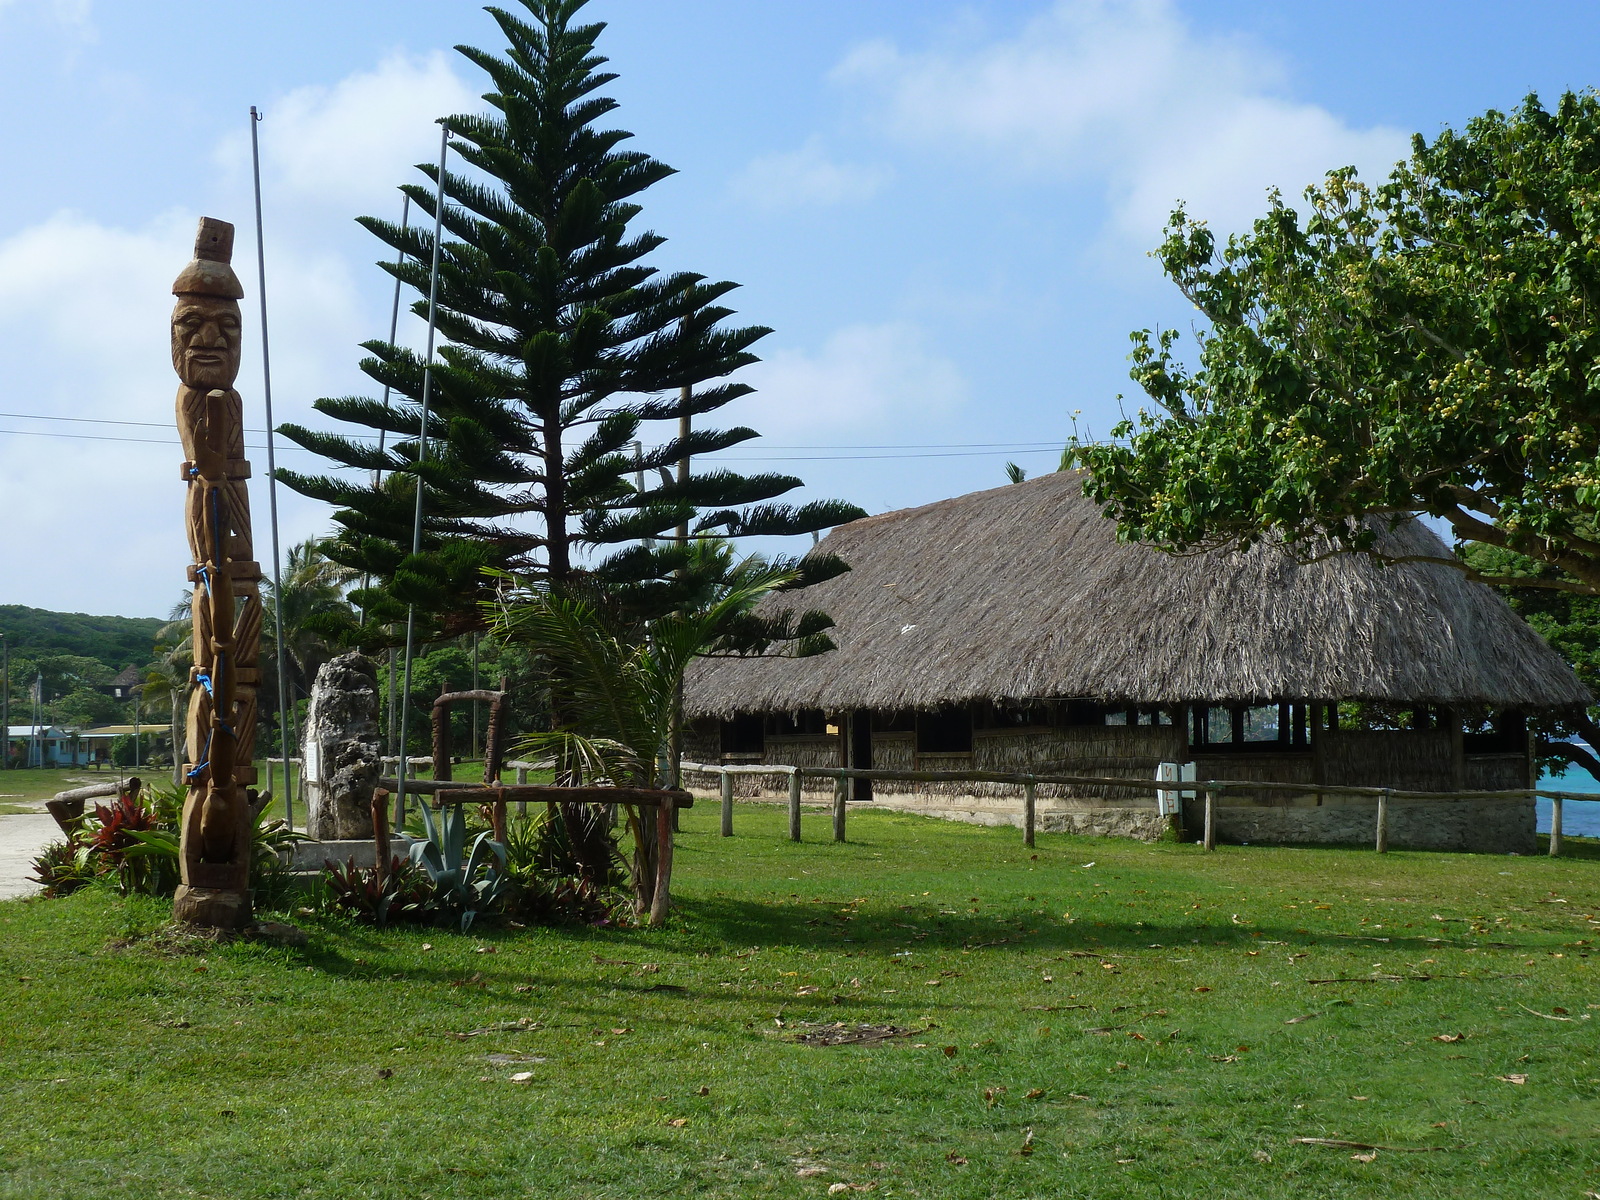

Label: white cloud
[0,0,92,33]
[213,51,478,218]
[0,52,484,616]
[836,0,1409,241]
[734,322,967,439]
[731,136,890,209]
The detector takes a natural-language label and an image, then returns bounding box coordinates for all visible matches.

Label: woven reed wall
[1319,729,1455,791]
[1464,752,1530,791]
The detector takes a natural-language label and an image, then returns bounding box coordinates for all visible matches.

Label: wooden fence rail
[681,760,1584,855]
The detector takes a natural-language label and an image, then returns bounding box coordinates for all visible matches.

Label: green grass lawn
[1,804,1597,1199]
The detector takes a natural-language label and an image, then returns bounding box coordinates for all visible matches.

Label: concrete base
[289,835,420,873]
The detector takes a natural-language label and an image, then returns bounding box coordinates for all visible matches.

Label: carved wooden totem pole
[171,217,263,929]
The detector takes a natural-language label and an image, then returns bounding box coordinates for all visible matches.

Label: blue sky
[2,0,1597,618]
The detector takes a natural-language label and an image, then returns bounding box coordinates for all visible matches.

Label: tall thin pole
[372,193,413,491]
[668,386,691,825]
[470,633,480,760]
[395,121,452,829]
[250,106,296,829]
[370,194,411,760]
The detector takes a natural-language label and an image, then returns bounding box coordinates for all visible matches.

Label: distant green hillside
[0,605,164,673]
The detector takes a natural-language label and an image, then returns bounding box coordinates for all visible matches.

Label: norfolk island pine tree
[277,0,863,650]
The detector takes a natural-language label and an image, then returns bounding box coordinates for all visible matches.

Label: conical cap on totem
[172,217,245,299]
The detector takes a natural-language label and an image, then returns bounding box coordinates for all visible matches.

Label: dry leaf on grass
[1024,1088,1045,1100]
[1251,1150,1272,1163]
[1284,1013,1320,1024]
[795,1166,828,1178]
[665,1117,687,1127]
[1351,1151,1378,1163]
[827,1184,875,1195]
[943,1045,958,1057]
[1495,1073,1528,1085]
[509,1072,535,1084]
[697,1085,710,1096]
[1017,1129,1035,1157]
[946,1153,968,1165]
[1431,1033,1466,1043]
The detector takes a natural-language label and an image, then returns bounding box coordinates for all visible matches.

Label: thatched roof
[686,470,1591,717]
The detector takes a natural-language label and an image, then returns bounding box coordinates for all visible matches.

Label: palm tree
[489,560,818,923]
[263,538,360,710]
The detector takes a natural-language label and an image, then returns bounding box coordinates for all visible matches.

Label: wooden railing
[680,761,1588,856]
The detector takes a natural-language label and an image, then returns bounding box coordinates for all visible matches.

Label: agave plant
[408,800,508,932]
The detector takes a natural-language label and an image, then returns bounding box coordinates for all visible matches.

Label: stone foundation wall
[1212,796,1535,854]
[864,789,1172,841]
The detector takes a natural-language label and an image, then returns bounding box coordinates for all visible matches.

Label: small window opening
[916,706,973,754]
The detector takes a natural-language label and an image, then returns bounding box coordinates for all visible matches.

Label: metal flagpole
[369,193,411,759]
[250,105,296,830]
[395,120,452,830]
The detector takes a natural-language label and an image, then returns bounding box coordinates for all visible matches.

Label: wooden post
[1203,787,1216,852]
[515,766,529,817]
[265,758,275,801]
[1024,781,1037,848]
[788,770,802,842]
[431,682,452,783]
[649,793,675,926]
[1375,789,1390,854]
[833,776,847,842]
[720,770,734,837]
[1549,795,1563,857]
[371,787,390,888]
[490,788,508,845]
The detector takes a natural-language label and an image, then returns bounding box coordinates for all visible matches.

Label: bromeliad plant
[409,800,508,932]
[321,855,435,926]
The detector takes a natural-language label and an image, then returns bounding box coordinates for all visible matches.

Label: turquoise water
[1537,769,1600,837]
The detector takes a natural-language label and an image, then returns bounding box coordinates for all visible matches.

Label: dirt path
[0,814,58,900]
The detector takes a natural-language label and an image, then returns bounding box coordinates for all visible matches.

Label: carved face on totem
[171,295,243,390]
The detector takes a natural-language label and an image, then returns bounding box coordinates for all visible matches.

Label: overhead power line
[0,407,1091,460]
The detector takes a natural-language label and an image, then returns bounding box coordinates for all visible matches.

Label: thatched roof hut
[687,470,1589,717]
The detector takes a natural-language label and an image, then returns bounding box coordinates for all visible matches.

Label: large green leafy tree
[1458,542,1600,778]
[1073,92,1600,761]
[280,0,859,646]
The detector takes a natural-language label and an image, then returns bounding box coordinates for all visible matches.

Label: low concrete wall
[1213,797,1535,854]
